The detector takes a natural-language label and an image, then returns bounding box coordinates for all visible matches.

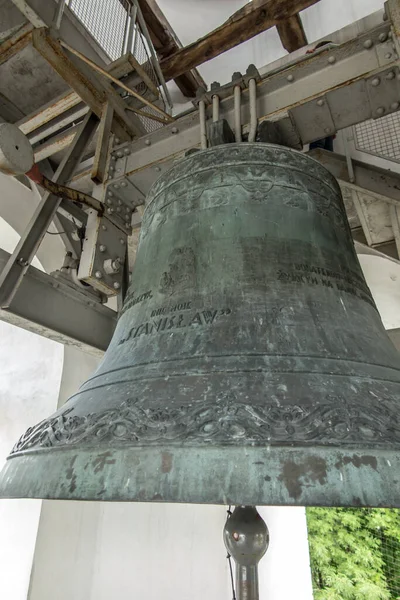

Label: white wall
[359,255,400,330]
[0,189,65,600]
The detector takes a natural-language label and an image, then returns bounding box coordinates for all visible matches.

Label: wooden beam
[160,0,321,81]
[138,0,205,98]
[276,14,308,53]
[0,23,33,67]
[31,28,145,141]
[91,102,113,184]
[17,54,148,137]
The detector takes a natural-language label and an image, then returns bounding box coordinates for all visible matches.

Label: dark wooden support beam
[138,0,206,98]
[276,14,308,53]
[160,0,321,81]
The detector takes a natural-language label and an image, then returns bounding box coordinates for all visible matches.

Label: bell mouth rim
[1,444,399,508]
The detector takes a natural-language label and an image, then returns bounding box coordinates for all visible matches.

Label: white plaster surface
[0,322,63,600]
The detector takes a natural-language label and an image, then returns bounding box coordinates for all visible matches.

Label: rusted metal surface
[31,28,144,142]
[18,90,81,135]
[1,144,400,506]
[0,22,33,67]
[33,128,77,162]
[60,39,173,123]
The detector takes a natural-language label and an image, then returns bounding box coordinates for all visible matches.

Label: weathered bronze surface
[1,143,400,505]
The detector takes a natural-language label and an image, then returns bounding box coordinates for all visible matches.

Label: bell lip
[0,444,399,508]
[143,142,341,216]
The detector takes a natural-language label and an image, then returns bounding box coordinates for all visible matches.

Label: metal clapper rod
[224,506,269,600]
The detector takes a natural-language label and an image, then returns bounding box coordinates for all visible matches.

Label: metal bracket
[78,210,128,295]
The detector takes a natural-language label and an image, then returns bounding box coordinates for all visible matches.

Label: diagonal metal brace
[0,112,98,309]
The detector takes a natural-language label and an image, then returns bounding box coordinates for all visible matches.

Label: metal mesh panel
[66,0,129,61]
[354,112,400,163]
[65,0,165,133]
[137,106,164,133]
[131,24,159,92]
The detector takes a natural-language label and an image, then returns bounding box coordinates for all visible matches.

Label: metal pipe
[133,0,173,111]
[234,85,242,142]
[199,100,207,149]
[52,0,66,30]
[126,4,138,54]
[121,8,130,55]
[212,94,220,122]
[248,78,257,142]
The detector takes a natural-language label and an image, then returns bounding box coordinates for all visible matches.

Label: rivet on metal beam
[317,99,325,107]
[379,33,388,43]
[287,74,294,82]
[155,166,161,172]
[324,127,332,134]
[328,56,336,64]
[363,39,373,49]
[376,106,385,116]
[124,148,131,155]
[107,207,114,214]
[99,245,107,252]
[386,71,395,80]
[391,102,400,110]
[171,127,179,134]
[385,53,392,59]
[95,271,103,279]
[117,151,123,158]
[371,77,381,86]
[101,225,107,231]
[113,282,121,290]
[121,182,127,187]
[145,140,151,146]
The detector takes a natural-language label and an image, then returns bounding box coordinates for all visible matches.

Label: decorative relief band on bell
[10,393,400,456]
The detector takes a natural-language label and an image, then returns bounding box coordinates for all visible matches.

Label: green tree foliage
[306,508,400,600]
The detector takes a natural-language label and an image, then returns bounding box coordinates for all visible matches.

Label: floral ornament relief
[10,392,400,455]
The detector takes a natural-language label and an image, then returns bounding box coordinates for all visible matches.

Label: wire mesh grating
[65,0,165,133]
[354,112,400,163]
[66,0,130,61]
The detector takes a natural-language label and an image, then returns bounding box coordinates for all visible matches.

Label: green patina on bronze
[1,143,400,506]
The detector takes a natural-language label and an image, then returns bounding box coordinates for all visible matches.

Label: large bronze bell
[1,143,400,506]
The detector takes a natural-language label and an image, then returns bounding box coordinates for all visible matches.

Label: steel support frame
[107,17,400,197]
[0,249,116,355]
[0,112,98,308]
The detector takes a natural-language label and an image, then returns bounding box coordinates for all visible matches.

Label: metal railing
[64,0,171,131]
